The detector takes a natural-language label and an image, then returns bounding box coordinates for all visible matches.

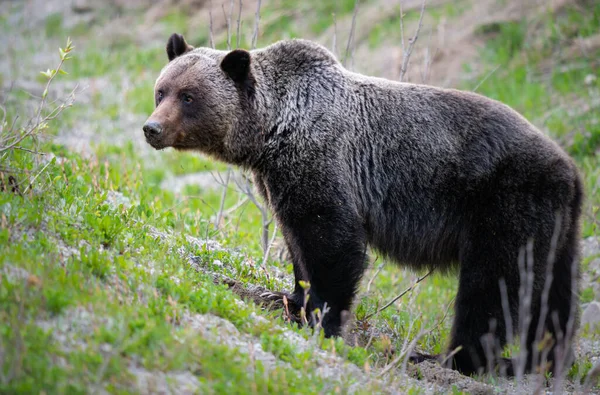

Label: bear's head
[143,33,255,160]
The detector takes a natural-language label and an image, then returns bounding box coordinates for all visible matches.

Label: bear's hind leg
[446,249,516,376]
[524,221,580,376]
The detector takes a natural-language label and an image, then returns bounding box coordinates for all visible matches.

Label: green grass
[0,144,375,393]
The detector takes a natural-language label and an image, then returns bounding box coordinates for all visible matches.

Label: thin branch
[251,0,262,49]
[215,168,232,229]
[399,0,426,82]
[583,360,600,394]
[0,92,75,153]
[472,64,501,92]
[11,146,46,155]
[261,222,278,269]
[366,258,383,294]
[364,269,434,320]
[332,13,338,56]
[236,0,243,49]
[343,0,360,69]
[209,0,215,49]
[227,0,234,50]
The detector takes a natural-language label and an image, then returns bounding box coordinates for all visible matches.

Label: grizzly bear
[143,33,582,376]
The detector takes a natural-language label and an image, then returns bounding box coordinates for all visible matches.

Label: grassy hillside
[0,0,599,393]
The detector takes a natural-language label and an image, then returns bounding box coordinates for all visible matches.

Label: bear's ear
[220,49,251,83]
[166,33,194,61]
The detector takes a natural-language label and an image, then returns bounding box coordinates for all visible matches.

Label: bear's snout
[143,121,163,138]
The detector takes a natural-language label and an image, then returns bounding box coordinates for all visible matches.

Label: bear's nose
[143,121,163,137]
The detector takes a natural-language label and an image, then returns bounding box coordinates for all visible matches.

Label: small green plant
[0,37,75,191]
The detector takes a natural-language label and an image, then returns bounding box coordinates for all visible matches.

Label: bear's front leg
[277,202,368,337]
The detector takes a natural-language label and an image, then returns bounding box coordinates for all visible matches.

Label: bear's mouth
[145,136,168,150]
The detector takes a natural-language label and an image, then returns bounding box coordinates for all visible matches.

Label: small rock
[582,301,600,328]
[2,264,31,283]
[582,237,600,258]
[585,74,597,85]
[104,190,132,210]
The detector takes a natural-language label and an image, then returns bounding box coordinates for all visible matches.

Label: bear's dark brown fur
[143,34,582,376]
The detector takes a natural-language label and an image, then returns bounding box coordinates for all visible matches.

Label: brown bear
[143,33,582,376]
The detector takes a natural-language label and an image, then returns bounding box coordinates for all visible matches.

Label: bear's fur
[143,34,582,376]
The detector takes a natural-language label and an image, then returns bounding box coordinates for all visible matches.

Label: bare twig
[251,0,262,49]
[234,172,273,254]
[440,345,463,369]
[399,0,426,82]
[236,0,243,48]
[214,0,237,229]
[420,30,436,84]
[261,222,278,270]
[498,278,514,355]
[332,13,338,56]
[472,64,501,92]
[366,258,383,294]
[516,240,535,380]
[379,329,423,377]
[343,0,360,69]
[227,0,234,50]
[215,168,232,229]
[0,89,74,154]
[21,159,53,194]
[583,360,600,394]
[1,89,75,155]
[531,212,562,373]
[364,269,433,320]
[208,0,215,49]
[554,239,581,392]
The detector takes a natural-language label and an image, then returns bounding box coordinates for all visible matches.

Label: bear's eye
[182,93,193,104]
[156,90,164,104]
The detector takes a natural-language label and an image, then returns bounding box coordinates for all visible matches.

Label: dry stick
[215,169,232,229]
[0,115,19,149]
[21,159,54,194]
[379,305,422,377]
[401,295,455,375]
[236,0,242,48]
[482,319,498,375]
[583,360,600,394]
[472,64,501,92]
[381,293,455,377]
[439,345,463,369]
[516,240,535,380]
[332,13,338,56]
[1,90,74,153]
[343,0,360,69]
[261,222,278,271]
[234,173,272,253]
[366,258,383,294]
[208,0,215,49]
[554,246,581,393]
[215,1,236,230]
[420,28,434,84]
[531,212,562,375]
[0,104,7,135]
[364,269,433,320]
[399,0,426,82]
[224,196,249,215]
[251,0,262,49]
[227,0,234,50]
[499,279,514,352]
